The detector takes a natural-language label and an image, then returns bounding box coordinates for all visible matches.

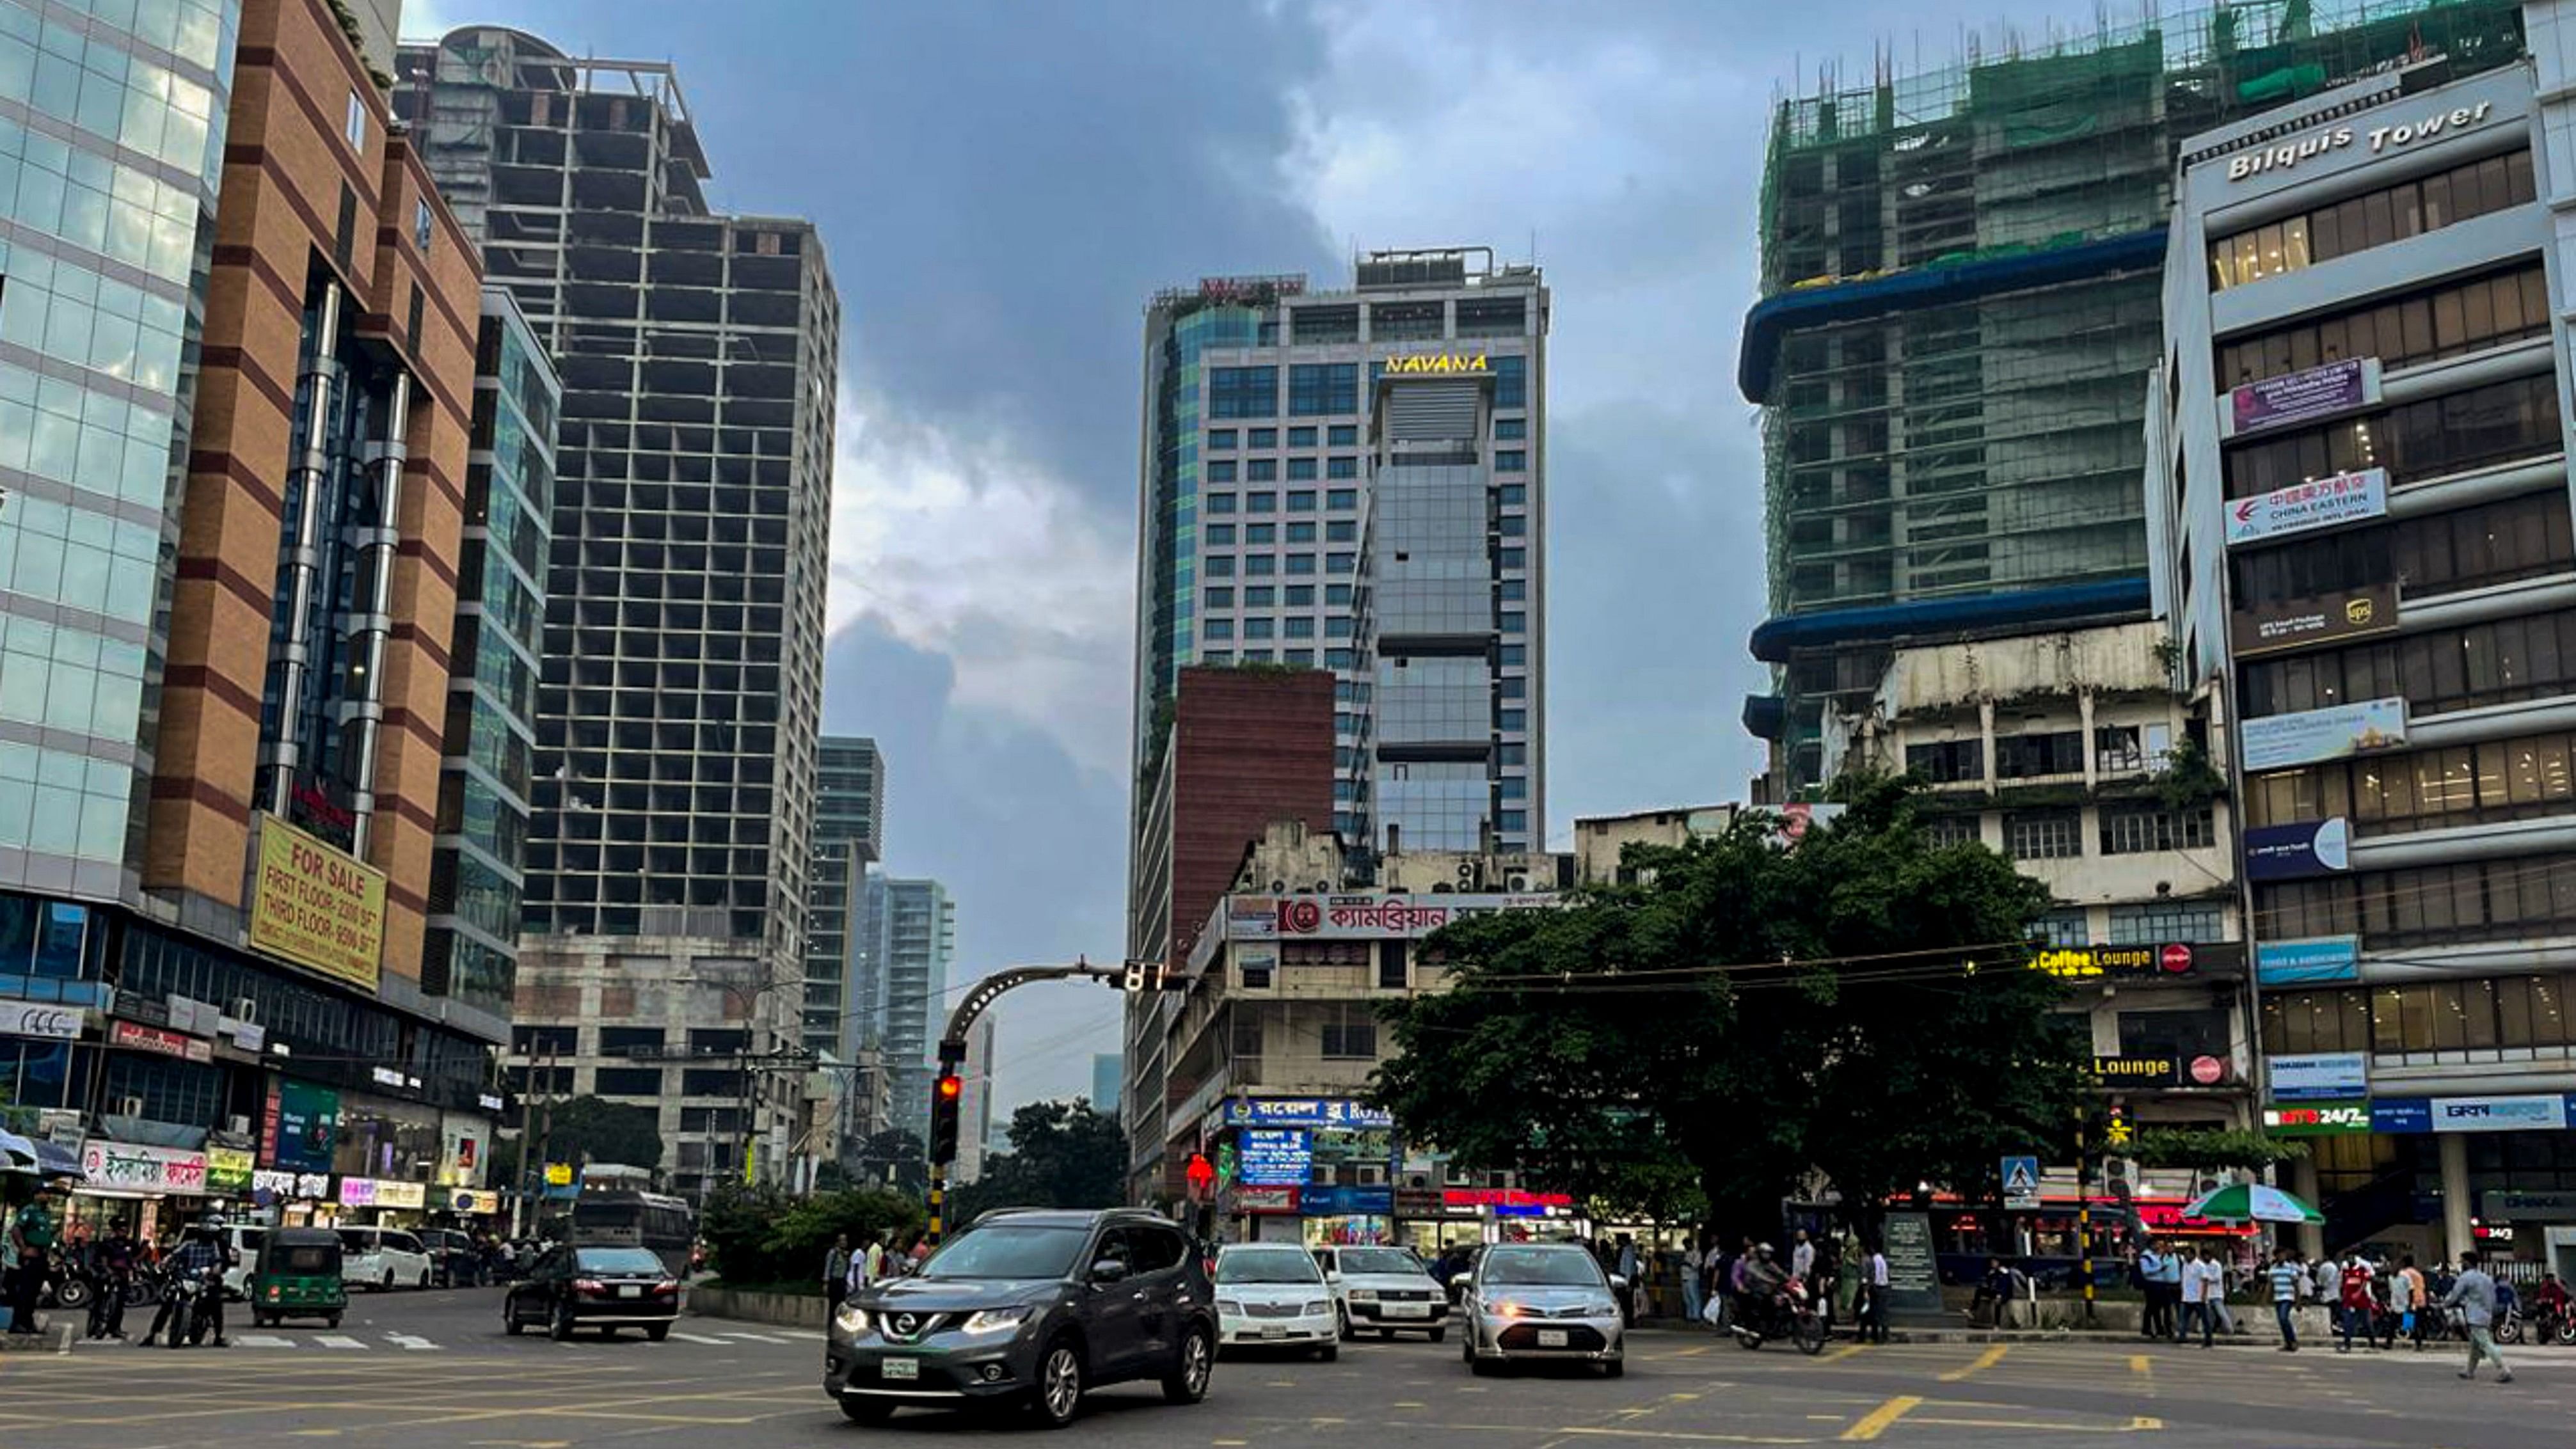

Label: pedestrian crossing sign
[2002,1155,2040,1208]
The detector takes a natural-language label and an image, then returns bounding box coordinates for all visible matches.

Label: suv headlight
[960,1306,1031,1337]
[834,1304,870,1336]
[1348,1288,1378,1302]
[1303,1300,1331,1317]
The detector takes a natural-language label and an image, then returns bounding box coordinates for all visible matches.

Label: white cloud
[825,393,1136,778]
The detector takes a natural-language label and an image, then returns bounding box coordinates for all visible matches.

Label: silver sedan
[1458,1242,1625,1377]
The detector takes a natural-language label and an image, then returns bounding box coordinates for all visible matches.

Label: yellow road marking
[2129,1353,2152,1378]
[1937,1345,2010,1382]
[1839,1395,1922,1441]
[1214,1439,1250,1446]
[1817,1345,1864,1365]
[1394,1400,1427,1408]
[1669,1392,1702,1402]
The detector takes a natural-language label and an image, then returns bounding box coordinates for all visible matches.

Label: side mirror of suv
[1091,1258,1131,1284]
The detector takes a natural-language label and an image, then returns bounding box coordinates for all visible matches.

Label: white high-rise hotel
[1129,248,1548,864]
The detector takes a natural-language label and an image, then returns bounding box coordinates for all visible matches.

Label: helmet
[1756,1242,1776,1259]
[193,1212,227,1238]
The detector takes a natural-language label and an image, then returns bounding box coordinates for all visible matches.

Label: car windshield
[1337,1249,1423,1276]
[1218,1249,1322,1285]
[575,1247,667,1276]
[1484,1247,1603,1287]
[335,1231,372,1250]
[917,1224,1088,1281]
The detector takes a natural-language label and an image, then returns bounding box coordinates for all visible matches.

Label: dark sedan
[503,1245,681,1341]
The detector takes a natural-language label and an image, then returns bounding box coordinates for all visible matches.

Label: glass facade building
[803,734,882,1063]
[425,289,558,1024]
[0,0,239,1109]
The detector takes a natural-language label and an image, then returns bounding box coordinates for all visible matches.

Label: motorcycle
[2529,1301,2576,1347]
[159,1269,223,1349]
[1728,1277,1829,1355]
[2495,1302,2525,1345]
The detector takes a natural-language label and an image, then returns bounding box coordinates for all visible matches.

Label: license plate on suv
[1537,1329,1568,1348]
[882,1358,919,1381]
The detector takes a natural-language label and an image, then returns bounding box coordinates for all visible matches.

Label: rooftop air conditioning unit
[1505,873,1530,891]
[226,1114,252,1136]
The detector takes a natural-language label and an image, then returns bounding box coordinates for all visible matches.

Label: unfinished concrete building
[394,28,841,1185]
[1738,0,2529,797]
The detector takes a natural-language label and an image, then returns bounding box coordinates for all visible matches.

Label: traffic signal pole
[918,957,1185,1244]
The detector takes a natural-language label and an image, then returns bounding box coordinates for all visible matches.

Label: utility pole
[2077,1107,2095,1324]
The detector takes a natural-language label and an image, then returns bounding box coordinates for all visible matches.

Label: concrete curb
[0,1321,74,1353]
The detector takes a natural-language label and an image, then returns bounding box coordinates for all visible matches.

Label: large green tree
[1372,777,2090,1237]
[542,1095,666,1173]
[945,1101,1127,1224]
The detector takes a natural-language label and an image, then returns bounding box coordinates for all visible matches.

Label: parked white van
[338,1226,435,1290]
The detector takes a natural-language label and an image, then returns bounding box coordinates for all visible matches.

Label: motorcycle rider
[1737,1242,1790,1328]
[138,1214,231,1349]
[82,1227,137,1340]
[2531,1272,2571,1337]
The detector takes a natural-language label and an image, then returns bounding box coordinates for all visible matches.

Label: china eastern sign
[2226,468,2388,546]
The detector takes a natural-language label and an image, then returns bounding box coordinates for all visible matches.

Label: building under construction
[1739,0,2527,795]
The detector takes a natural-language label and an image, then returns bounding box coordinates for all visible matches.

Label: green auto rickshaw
[247,1226,347,1328]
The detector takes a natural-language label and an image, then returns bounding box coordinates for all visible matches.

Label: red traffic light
[1186,1153,1214,1189]
[936,1074,962,1100]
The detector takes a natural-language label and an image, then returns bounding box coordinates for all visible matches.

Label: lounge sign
[2031,943,2201,979]
[2232,583,2397,658]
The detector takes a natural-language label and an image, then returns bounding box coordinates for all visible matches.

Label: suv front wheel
[1033,1336,1085,1429]
[1162,1323,1213,1404]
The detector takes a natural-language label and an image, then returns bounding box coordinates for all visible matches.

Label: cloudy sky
[410,0,2086,1114]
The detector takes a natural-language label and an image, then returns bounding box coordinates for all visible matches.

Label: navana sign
[2227,100,2494,181]
[1381,352,1490,376]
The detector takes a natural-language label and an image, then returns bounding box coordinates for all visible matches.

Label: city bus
[559,1164,697,1278]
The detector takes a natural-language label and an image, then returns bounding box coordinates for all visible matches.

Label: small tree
[542,1096,666,1174]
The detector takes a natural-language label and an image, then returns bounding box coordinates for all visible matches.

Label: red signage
[2161,944,2195,975]
[1234,1185,1299,1214]
[1441,1187,1575,1210]
[2188,1054,2227,1086]
[112,1020,211,1064]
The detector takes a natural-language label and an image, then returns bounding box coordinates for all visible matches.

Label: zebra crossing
[126,1326,825,1352]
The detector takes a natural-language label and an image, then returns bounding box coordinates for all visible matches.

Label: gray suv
[825,1208,1216,1428]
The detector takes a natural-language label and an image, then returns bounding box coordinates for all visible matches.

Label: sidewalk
[0,1320,73,1353]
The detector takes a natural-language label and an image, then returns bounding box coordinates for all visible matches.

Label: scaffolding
[1745,0,2528,791]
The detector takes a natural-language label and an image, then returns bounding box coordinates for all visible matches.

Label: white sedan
[1214,1244,1339,1361]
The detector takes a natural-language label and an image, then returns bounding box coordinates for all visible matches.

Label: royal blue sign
[1238,1128,1312,1187]
[2255,936,2361,985]
[2244,818,2352,882]
[2372,1098,2432,1134]
[1221,1098,1395,1130]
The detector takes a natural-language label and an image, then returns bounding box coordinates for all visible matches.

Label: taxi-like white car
[1214,1244,1338,1361]
[1315,1246,1449,1342]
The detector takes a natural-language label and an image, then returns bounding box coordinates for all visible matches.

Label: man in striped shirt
[2268,1248,2307,1352]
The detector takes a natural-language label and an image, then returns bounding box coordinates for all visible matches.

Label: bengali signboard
[2240,697,2407,772]
[2232,583,2397,658]
[1392,1187,1447,1219]
[1238,1128,1312,1187]
[1221,1098,1395,1130]
[2267,1051,2369,1102]
[2432,1094,2568,1133]
[248,813,387,992]
[339,1176,378,1207]
[81,1140,208,1196]
[373,1179,427,1210]
[1237,892,1556,942]
[1233,1185,1300,1214]
[2225,467,2389,546]
[2229,357,2378,437]
[204,1144,254,1195]
[2256,936,2362,985]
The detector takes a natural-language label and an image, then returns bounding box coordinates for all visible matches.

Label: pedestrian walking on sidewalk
[2396,1254,2429,1349]
[2444,1259,2513,1384]
[2335,1253,2376,1352]
[1859,1242,1890,1344]
[1680,1238,1704,1327]
[825,1233,852,1316]
[2268,1248,2304,1352]
[2177,1246,2214,1347]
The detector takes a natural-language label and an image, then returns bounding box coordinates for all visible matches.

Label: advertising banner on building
[2240,697,2407,772]
[2431,1095,2568,1132]
[373,1179,427,1210]
[2244,819,2353,882]
[1238,1128,1312,1187]
[2482,1189,2576,1218]
[2225,467,2389,546]
[1301,1185,1393,1217]
[2255,935,2362,985]
[2231,583,2397,658]
[1232,1185,1299,1214]
[248,813,388,992]
[1237,892,1555,941]
[2268,1051,2369,1101]
[2262,1100,2372,1134]
[2030,942,2220,980]
[266,1081,341,1173]
[1221,1098,1395,1130]
[81,1140,209,1196]
[204,1144,254,1195]
[0,1001,83,1041]
[110,1019,211,1063]
[2228,356,2378,437]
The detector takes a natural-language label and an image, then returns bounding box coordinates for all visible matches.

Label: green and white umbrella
[2183,1182,2323,1225]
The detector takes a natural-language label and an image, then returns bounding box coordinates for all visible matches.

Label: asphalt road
[4,1288,2575,1448]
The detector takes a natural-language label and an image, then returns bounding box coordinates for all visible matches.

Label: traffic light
[928,1072,964,1166]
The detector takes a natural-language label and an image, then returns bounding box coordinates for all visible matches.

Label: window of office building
[1994,731,2085,779]
[2209,148,2536,290]
[1210,367,1278,418]
[1905,739,1981,782]
[1289,362,1360,416]
[2255,850,2576,948]
[2262,976,2576,1054]
[2216,264,2550,386]
[2223,374,2559,499]
[2107,901,2227,944]
[2246,727,2576,837]
[2005,810,2083,860]
[2099,805,2214,855]
[2231,495,2575,609]
[2238,605,2576,720]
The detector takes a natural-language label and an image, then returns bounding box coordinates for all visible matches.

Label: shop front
[340,1175,430,1226]
[73,1139,209,1245]
[250,1168,337,1226]
[1394,1187,1580,1256]
[1301,1185,1393,1246]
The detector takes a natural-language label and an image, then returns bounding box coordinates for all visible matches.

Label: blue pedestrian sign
[2001,1155,2041,1208]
